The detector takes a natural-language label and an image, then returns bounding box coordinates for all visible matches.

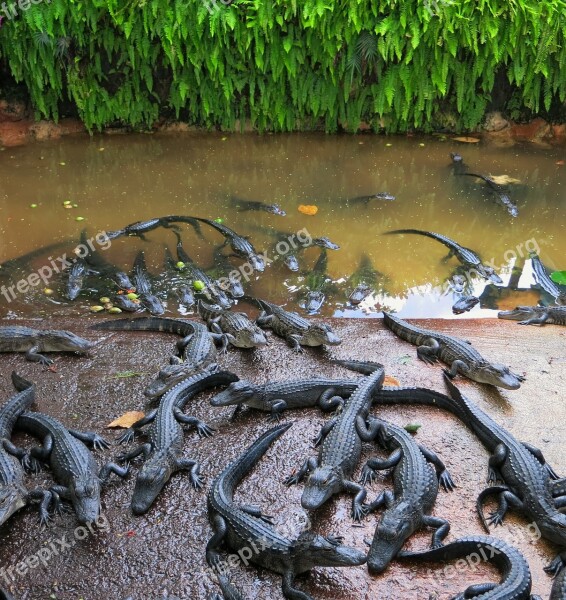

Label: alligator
[105,216,189,241]
[15,408,128,523]
[397,535,539,600]
[385,229,503,284]
[347,192,396,204]
[361,416,453,574]
[452,294,480,315]
[117,370,236,514]
[254,298,341,351]
[175,232,233,309]
[347,254,383,305]
[0,240,69,279]
[498,305,566,326]
[231,196,286,216]
[132,251,165,315]
[208,244,245,298]
[0,326,93,365]
[301,248,334,314]
[551,563,566,600]
[530,253,566,305]
[207,423,367,600]
[312,237,340,250]
[66,257,93,300]
[286,367,385,520]
[113,293,143,312]
[197,300,267,349]
[91,317,227,399]
[450,273,466,293]
[462,172,519,217]
[161,246,196,309]
[190,217,265,272]
[449,152,468,176]
[382,312,524,389]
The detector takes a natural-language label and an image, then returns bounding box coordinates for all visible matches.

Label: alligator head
[452,295,480,315]
[497,306,536,321]
[267,204,286,216]
[375,192,396,201]
[66,277,83,301]
[249,254,265,272]
[210,381,255,407]
[304,292,326,314]
[131,452,172,515]
[301,466,343,511]
[367,508,413,574]
[301,323,341,347]
[478,265,503,284]
[0,484,27,526]
[229,323,268,349]
[38,330,94,354]
[284,255,300,272]
[349,284,372,305]
[226,278,244,298]
[470,362,523,390]
[144,364,198,400]
[290,531,366,574]
[70,475,102,523]
[313,237,340,251]
[140,294,165,316]
[209,286,233,309]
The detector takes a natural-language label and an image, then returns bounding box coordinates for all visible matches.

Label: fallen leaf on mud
[452,136,480,143]
[404,423,421,433]
[111,371,148,378]
[384,375,401,386]
[107,411,145,428]
[397,354,412,365]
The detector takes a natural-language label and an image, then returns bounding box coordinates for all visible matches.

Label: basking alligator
[347,192,396,204]
[361,416,453,574]
[382,312,523,389]
[207,423,367,600]
[231,196,286,216]
[385,229,503,284]
[91,317,227,399]
[254,298,341,352]
[530,253,566,305]
[132,251,165,315]
[286,367,385,520]
[0,326,93,365]
[397,535,539,600]
[15,408,128,523]
[197,300,267,349]
[498,305,566,326]
[117,370,236,514]
[462,172,519,217]
[452,294,480,315]
[347,254,383,305]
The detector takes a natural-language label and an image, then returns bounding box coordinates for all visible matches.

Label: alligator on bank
[362,416,454,574]
[551,563,566,600]
[385,229,503,284]
[286,367,385,521]
[530,253,566,306]
[207,423,367,600]
[117,370,236,514]
[397,535,539,600]
[498,305,566,326]
[253,298,341,352]
[91,317,228,399]
[462,172,519,217]
[132,251,165,315]
[382,312,524,389]
[230,196,286,216]
[0,326,93,365]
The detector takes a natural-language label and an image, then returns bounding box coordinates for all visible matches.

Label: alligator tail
[476,486,510,533]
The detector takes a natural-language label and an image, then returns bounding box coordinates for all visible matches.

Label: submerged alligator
[347,254,383,305]
[230,196,286,216]
[385,229,503,284]
[462,172,519,217]
[0,326,93,365]
[383,312,524,389]
[346,192,396,204]
[499,305,566,326]
[207,423,367,600]
[66,257,93,301]
[530,253,566,305]
[105,215,192,241]
[132,251,165,315]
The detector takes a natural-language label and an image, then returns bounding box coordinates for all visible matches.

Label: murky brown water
[0,133,564,318]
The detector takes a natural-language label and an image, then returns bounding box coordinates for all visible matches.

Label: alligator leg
[206,514,228,567]
[175,458,203,489]
[365,489,395,514]
[117,409,159,444]
[551,478,566,497]
[359,450,402,485]
[343,480,369,521]
[27,488,54,526]
[443,359,471,379]
[544,551,566,576]
[210,331,230,354]
[238,504,274,524]
[318,389,345,412]
[481,488,524,528]
[264,399,289,421]
[518,314,549,325]
[176,333,195,356]
[463,583,498,596]
[313,417,338,447]
[487,444,507,483]
[30,434,54,462]
[117,443,152,463]
[281,571,310,600]
[554,495,566,509]
[68,429,110,451]
[416,338,440,364]
[173,408,215,437]
[418,445,455,491]
[256,312,273,328]
[3,439,42,473]
[25,345,53,366]
[48,485,74,516]
[422,514,450,548]
[521,442,560,479]
[286,334,304,353]
[285,457,318,486]
[99,462,130,484]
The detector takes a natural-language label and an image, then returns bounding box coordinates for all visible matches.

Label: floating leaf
[404,423,421,433]
[298,204,318,215]
[551,271,566,285]
[488,174,521,185]
[452,137,480,143]
[107,411,145,428]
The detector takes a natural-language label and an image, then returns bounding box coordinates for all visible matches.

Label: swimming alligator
[208,244,245,298]
[452,294,480,315]
[197,300,267,349]
[301,248,337,314]
[385,229,503,284]
[397,535,538,599]
[286,367,385,521]
[382,312,524,389]
[346,192,396,204]
[132,251,165,315]
[347,254,383,305]
[0,326,93,365]
[530,253,566,305]
[254,298,341,352]
[361,417,453,574]
[117,370,236,514]
[230,196,286,216]
[462,172,519,217]
[105,216,188,241]
[207,423,367,600]
[498,305,566,326]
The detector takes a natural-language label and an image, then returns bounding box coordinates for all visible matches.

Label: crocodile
[312,237,340,251]
[91,317,227,399]
[113,293,143,312]
[231,196,286,216]
[132,251,165,315]
[462,172,519,217]
[117,370,236,514]
[0,326,93,365]
[397,535,540,600]
[0,373,52,526]
[530,253,566,305]
[190,217,265,272]
[452,294,480,315]
[361,416,453,574]
[286,367,385,520]
[254,298,341,352]
[15,409,128,523]
[347,193,396,204]
[347,254,383,305]
[385,229,503,284]
[498,305,566,326]
[197,300,267,349]
[175,232,233,309]
[551,564,566,600]
[382,312,523,389]
[207,423,367,600]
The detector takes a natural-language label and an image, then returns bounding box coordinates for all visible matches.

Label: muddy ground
[0,316,564,599]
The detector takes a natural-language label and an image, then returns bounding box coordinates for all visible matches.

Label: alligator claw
[268,413,281,423]
[487,510,504,527]
[439,471,456,492]
[117,429,136,445]
[39,356,54,367]
[360,466,377,486]
[196,423,215,438]
[352,503,369,522]
[190,472,205,490]
[91,434,110,451]
[487,468,499,484]
[39,510,53,527]
[22,454,42,474]
[284,474,299,487]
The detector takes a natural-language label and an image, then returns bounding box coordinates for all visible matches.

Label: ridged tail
[90,317,197,336]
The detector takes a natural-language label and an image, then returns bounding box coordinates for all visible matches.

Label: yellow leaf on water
[384,375,401,386]
[107,411,145,428]
[488,174,521,185]
[452,136,480,143]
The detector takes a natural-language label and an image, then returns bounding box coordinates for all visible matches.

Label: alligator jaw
[0,487,27,526]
